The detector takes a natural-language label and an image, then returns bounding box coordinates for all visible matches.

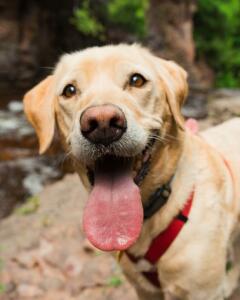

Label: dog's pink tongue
[83,173,143,251]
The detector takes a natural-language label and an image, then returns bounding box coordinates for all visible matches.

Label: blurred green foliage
[107,0,148,37]
[71,0,148,39]
[71,0,104,37]
[71,0,240,87]
[195,0,240,87]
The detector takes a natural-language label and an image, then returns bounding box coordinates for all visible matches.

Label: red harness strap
[127,191,194,288]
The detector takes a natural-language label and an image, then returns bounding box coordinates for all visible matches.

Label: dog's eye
[129,73,146,88]
[62,84,77,98]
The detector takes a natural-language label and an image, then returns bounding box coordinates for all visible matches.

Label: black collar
[133,141,174,220]
[143,177,173,219]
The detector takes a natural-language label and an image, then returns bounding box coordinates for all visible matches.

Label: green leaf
[0,283,5,294]
[107,275,123,287]
[15,196,40,215]
[0,258,4,270]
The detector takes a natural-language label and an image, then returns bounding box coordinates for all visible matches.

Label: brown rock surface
[0,174,138,300]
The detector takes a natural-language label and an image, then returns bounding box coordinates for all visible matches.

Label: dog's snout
[80,105,127,145]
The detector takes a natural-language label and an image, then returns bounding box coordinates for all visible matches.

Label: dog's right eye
[62,84,77,98]
[129,73,147,88]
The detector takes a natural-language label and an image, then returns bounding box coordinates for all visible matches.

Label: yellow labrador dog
[23,44,240,300]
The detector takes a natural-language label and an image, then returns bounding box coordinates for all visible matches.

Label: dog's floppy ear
[155,58,188,129]
[23,76,56,154]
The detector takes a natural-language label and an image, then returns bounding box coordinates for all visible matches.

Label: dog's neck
[140,126,185,206]
[128,129,193,257]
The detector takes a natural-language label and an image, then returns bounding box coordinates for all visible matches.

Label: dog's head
[24,44,188,251]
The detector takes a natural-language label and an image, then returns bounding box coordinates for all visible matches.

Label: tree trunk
[0,0,96,96]
[147,0,213,118]
[147,0,213,89]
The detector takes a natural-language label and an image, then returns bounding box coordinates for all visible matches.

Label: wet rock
[8,101,24,113]
[0,100,36,160]
[0,100,72,218]
[210,89,240,99]
[182,92,208,119]
[0,156,63,218]
[208,90,240,125]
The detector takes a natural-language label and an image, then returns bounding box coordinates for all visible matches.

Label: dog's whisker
[164,133,181,142]
[40,66,55,70]
[57,149,73,169]
[149,134,169,144]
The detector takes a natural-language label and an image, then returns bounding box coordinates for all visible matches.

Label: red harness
[125,120,197,287]
[126,120,233,288]
[127,191,194,288]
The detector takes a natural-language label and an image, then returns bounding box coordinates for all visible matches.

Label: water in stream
[0,98,67,218]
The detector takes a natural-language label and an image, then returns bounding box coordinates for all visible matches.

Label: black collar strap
[134,134,174,219]
[134,158,151,186]
[134,136,157,186]
[143,177,173,219]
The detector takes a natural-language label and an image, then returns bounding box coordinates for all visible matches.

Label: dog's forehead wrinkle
[86,73,117,93]
[55,45,154,85]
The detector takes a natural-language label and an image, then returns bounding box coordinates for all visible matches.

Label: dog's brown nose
[80,105,127,145]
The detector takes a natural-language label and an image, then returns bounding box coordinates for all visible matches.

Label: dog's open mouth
[83,145,153,252]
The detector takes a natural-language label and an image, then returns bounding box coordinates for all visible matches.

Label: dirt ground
[0,175,138,300]
[1,90,240,300]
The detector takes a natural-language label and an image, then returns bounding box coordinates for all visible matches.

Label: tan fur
[23,76,56,154]
[23,44,240,300]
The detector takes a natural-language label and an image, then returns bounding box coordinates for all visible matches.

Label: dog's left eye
[62,84,77,98]
[129,73,147,88]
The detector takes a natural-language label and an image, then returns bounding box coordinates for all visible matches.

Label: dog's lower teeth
[143,151,150,163]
